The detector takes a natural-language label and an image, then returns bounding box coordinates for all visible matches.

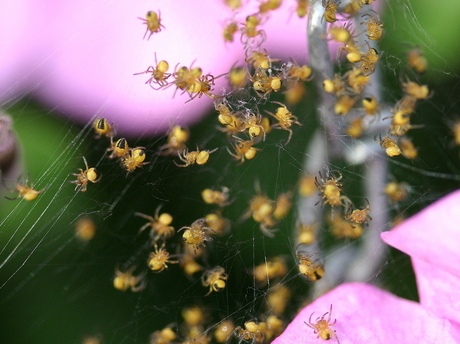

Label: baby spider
[361,12,384,43]
[305,304,340,343]
[93,117,116,139]
[345,198,372,227]
[223,20,238,42]
[135,205,175,243]
[135,55,171,89]
[406,46,427,74]
[235,321,265,344]
[295,0,309,18]
[402,80,431,100]
[242,188,278,237]
[250,68,282,98]
[4,174,48,201]
[384,181,410,203]
[315,171,351,208]
[201,266,228,296]
[70,156,101,192]
[296,252,325,281]
[113,265,146,292]
[240,14,266,45]
[139,10,164,40]
[205,211,231,236]
[322,0,338,23]
[252,257,287,287]
[228,66,248,89]
[121,148,149,175]
[265,101,302,145]
[376,133,401,157]
[214,320,235,343]
[361,96,380,117]
[227,136,260,164]
[175,146,218,167]
[150,327,177,344]
[246,49,274,70]
[179,218,215,253]
[107,137,129,159]
[147,243,179,272]
[159,125,190,156]
[285,59,312,82]
[186,73,219,102]
[202,187,231,207]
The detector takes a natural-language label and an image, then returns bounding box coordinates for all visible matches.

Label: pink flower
[0,0,311,137]
[273,190,460,344]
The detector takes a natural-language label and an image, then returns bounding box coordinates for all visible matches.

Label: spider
[240,14,266,45]
[3,174,48,201]
[329,212,363,239]
[201,266,228,296]
[322,0,338,23]
[384,181,410,203]
[186,73,219,102]
[159,125,190,156]
[315,171,351,208]
[150,327,177,344]
[121,148,149,175]
[246,49,273,70]
[205,211,230,236]
[202,187,231,207]
[139,10,164,40]
[214,320,235,343]
[359,47,379,76]
[345,198,372,227]
[175,146,218,167]
[237,110,267,140]
[242,189,278,237]
[252,257,287,287]
[361,96,380,116]
[258,0,283,14]
[273,191,293,220]
[296,252,325,281]
[250,68,282,98]
[361,12,384,43]
[135,205,175,243]
[346,68,370,95]
[93,117,115,139]
[223,20,238,42]
[228,66,248,89]
[134,54,171,89]
[179,218,215,253]
[400,137,418,159]
[334,95,358,116]
[304,304,340,343]
[402,80,431,100]
[227,136,259,164]
[107,137,129,159]
[376,133,401,157]
[147,243,179,273]
[235,321,265,344]
[265,101,302,145]
[70,156,101,192]
[113,265,146,292]
[406,46,427,74]
[285,59,312,82]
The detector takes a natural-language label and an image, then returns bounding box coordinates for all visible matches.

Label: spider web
[1,0,460,343]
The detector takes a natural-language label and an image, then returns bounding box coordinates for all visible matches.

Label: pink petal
[272,283,460,344]
[412,258,460,324]
[1,0,325,137]
[381,190,460,279]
